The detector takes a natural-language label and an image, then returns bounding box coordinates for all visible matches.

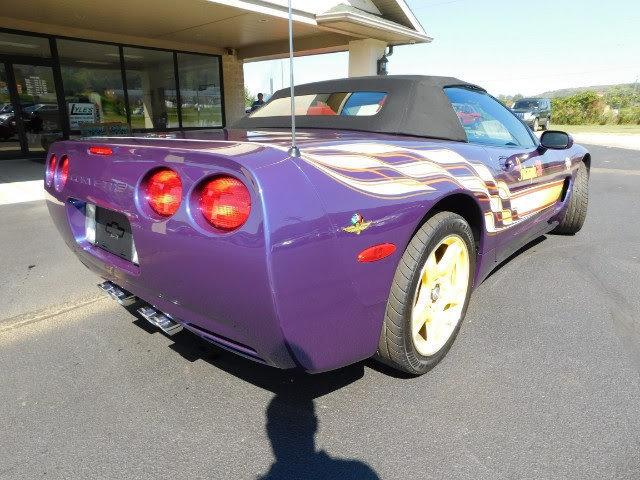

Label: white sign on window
[68,103,96,129]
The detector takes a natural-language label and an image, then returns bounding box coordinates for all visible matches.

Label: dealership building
[0,0,429,158]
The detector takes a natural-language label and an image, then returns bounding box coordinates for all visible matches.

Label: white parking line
[0,180,45,205]
[591,168,640,176]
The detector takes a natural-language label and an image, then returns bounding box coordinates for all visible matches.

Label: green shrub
[551,91,604,125]
[618,106,640,125]
[604,86,640,109]
[549,88,640,125]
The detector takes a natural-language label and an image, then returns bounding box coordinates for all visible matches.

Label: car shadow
[127,309,381,479]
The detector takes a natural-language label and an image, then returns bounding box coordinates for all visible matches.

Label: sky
[244,0,640,98]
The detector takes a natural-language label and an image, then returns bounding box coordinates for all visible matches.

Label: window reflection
[124,48,178,130]
[57,39,127,131]
[177,53,222,128]
[13,64,62,152]
[0,32,50,58]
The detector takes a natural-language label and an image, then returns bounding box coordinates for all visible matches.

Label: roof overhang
[0,0,430,62]
[316,5,431,44]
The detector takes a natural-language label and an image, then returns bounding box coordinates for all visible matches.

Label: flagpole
[287,0,300,157]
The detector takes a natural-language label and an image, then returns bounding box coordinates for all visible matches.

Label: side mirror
[540,130,573,150]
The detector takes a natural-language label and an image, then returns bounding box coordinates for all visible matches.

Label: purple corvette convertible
[45,76,589,375]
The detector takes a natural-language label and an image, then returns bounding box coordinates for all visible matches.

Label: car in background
[512,98,551,131]
[0,111,18,140]
[23,103,58,115]
[0,103,14,114]
[0,102,45,139]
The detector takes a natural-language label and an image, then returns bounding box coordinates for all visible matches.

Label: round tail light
[198,176,251,231]
[46,154,57,186]
[144,168,182,216]
[55,155,69,191]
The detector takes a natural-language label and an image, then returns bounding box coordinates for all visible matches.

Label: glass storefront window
[0,32,50,58]
[57,39,127,132]
[177,53,222,128]
[124,47,178,130]
[0,64,21,153]
[1,29,225,153]
[12,64,63,153]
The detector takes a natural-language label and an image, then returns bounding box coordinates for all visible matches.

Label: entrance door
[0,64,21,156]
[11,63,63,155]
[0,62,63,158]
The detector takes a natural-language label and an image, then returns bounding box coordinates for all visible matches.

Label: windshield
[249,91,387,118]
[513,100,539,109]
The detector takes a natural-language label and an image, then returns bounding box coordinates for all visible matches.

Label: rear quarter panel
[286,137,502,370]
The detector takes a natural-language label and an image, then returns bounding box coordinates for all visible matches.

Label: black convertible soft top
[234,75,485,142]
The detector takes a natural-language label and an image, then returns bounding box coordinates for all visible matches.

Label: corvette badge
[343,213,371,235]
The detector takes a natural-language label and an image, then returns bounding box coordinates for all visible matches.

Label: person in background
[251,93,265,112]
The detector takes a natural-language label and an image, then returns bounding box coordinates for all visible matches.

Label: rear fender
[45,139,297,368]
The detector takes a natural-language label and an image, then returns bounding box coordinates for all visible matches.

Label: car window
[445,87,536,148]
[249,91,387,118]
[340,92,387,116]
[513,100,539,109]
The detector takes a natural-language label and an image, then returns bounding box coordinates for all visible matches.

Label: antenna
[287,0,300,157]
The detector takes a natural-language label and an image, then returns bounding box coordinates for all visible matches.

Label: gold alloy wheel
[411,235,470,357]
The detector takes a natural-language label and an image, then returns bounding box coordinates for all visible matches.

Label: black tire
[542,117,550,131]
[532,118,539,132]
[552,162,589,235]
[376,212,476,375]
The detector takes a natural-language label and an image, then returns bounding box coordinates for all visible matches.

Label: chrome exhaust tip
[137,306,183,336]
[98,281,137,306]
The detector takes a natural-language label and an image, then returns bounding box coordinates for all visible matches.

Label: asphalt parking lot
[1,145,639,480]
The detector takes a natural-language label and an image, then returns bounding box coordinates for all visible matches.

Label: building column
[348,39,388,77]
[222,52,246,126]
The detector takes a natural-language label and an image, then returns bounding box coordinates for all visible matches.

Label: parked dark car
[0,112,18,140]
[512,98,551,131]
[0,102,46,139]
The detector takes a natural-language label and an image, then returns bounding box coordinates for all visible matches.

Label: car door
[444,87,567,263]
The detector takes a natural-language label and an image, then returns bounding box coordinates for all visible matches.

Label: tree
[244,86,254,108]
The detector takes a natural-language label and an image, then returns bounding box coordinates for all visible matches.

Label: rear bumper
[46,193,298,370]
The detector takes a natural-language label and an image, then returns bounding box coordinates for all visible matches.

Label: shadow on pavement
[0,158,45,183]
[127,311,381,479]
[484,235,547,282]
[257,393,379,480]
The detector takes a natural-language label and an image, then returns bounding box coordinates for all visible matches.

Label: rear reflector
[144,169,182,216]
[357,243,396,263]
[198,176,251,231]
[46,154,57,186]
[88,146,113,156]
